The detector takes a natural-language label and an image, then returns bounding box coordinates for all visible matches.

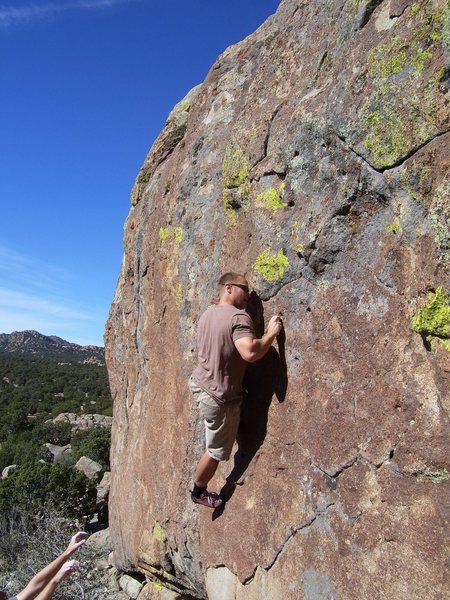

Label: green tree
[71,428,110,469]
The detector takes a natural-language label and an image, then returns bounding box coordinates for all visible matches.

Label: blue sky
[0,0,279,346]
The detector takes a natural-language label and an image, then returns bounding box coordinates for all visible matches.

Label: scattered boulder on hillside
[50,413,113,432]
[75,456,103,480]
[44,443,74,465]
[1,465,18,479]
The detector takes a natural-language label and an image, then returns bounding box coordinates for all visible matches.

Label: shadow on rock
[213,294,288,520]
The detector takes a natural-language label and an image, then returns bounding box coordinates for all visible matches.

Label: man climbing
[189,272,283,508]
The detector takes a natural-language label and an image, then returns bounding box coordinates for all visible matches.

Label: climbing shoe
[191,490,223,509]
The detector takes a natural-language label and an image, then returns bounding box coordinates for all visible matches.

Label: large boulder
[75,456,103,480]
[85,528,112,554]
[44,443,74,465]
[1,465,18,479]
[105,1,449,599]
[119,574,144,599]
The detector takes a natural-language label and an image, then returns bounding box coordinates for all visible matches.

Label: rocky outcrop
[105,1,449,598]
[50,412,113,432]
[75,456,103,480]
[44,443,74,465]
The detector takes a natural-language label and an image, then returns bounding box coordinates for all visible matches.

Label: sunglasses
[228,283,250,294]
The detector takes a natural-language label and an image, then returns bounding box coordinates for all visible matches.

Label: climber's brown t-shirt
[192,304,255,404]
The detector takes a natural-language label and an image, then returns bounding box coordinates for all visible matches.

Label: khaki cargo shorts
[189,377,241,461]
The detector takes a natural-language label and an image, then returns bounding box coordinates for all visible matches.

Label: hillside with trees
[0,330,105,364]
[0,332,113,521]
[0,332,115,598]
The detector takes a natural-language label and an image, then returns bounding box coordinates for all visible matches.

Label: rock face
[105,1,449,598]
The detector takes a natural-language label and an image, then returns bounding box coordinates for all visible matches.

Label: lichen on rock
[222,144,251,188]
[222,142,252,223]
[159,227,170,243]
[255,182,286,213]
[252,249,289,281]
[412,287,450,350]
[361,4,447,168]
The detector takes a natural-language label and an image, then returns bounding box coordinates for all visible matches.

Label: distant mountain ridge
[0,330,104,364]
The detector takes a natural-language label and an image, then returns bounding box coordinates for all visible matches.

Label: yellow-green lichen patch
[172,284,183,308]
[256,183,286,213]
[411,2,421,16]
[412,47,433,74]
[223,189,238,225]
[174,227,183,244]
[362,6,445,168]
[368,36,409,79]
[364,109,407,167]
[159,226,184,245]
[222,144,251,188]
[153,521,166,544]
[222,143,252,224]
[159,227,171,243]
[429,66,447,85]
[137,167,152,188]
[363,87,439,167]
[386,220,401,234]
[253,249,290,281]
[412,287,450,350]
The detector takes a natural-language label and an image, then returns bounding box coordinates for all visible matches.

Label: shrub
[71,428,110,470]
[32,420,72,446]
[0,462,96,518]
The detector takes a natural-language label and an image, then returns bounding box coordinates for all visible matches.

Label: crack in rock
[314,50,329,83]
[251,103,285,173]
[337,131,450,174]
[311,456,359,479]
[242,500,337,586]
[138,559,204,599]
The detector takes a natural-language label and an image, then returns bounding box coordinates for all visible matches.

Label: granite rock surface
[105,1,449,598]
